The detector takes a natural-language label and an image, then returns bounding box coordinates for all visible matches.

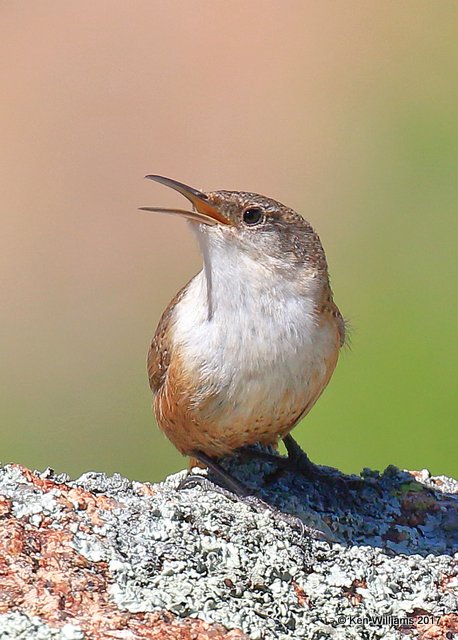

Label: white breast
[171,230,337,427]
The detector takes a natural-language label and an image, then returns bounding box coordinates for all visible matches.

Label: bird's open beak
[140,175,231,226]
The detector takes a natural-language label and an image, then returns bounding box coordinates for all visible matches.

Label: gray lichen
[0,612,84,640]
[0,456,456,640]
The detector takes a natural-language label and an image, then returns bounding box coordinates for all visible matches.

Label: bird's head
[141,175,328,283]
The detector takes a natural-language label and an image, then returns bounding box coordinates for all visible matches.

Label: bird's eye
[242,207,264,226]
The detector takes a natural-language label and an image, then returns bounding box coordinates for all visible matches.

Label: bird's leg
[282,434,323,479]
[182,450,250,497]
[240,435,366,490]
[178,450,330,541]
[238,438,327,480]
[282,435,371,491]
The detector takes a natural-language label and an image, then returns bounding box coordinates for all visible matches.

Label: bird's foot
[178,472,245,501]
[241,436,376,494]
[283,435,383,495]
[178,452,331,542]
[282,435,362,487]
[185,451,251,497]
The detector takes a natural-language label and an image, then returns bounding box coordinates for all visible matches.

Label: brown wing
[147,278,194,395]
[319,286,346,348]
[332,303,346,348]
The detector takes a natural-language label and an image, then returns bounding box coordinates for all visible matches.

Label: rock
[0,455,456,640]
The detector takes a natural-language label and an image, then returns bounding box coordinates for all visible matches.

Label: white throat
[170,226,336,421]
[193,224,319,322]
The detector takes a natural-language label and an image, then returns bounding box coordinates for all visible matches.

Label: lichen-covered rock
[0,457,456,640]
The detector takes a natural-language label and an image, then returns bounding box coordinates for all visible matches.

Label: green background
[1,2,456,482]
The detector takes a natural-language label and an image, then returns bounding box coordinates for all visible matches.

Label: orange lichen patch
[0,495,12,517]
[438,573,458,594]
[410,471,429,482]
[405,611,458,639]
[135,483,156,497]
[129,612,248,639]
[62,488,119,527]
[292,581,310,608]
[0,510,247,640]
[342,579,367,606]
[11,464,65,492]
[10,465,120,529]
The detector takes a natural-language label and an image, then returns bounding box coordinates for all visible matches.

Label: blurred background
[1,1,457,482]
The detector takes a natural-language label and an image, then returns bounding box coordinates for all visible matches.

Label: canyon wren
[141,175,345,488]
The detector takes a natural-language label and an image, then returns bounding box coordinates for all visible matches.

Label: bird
[141,175,346,494]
